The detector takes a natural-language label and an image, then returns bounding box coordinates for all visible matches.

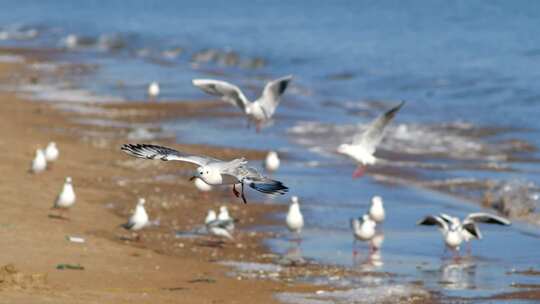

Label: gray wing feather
[352,101,405,154]
[465,213,511,226]
[121,144,219,166]
[192,79,250,112]
[257,75,293,118]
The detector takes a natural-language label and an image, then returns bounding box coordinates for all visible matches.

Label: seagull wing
[465,213,511,226]
[121,144,219,166]
[417,215,448,230]
[351,101,405,154]
[223,165,288,195]
[462,222,482,239]
[192,79,250,112]
[257,75,293,118]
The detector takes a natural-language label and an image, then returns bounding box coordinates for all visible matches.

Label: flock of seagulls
[30,76,512,262]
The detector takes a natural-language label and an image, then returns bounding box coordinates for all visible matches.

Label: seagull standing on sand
[368,196,385,223]
[121,144,288,204]
[45,142,59,162]
[417,215,478,257]
[205,210,234,241]
[121,198,149,241]
[218,206,235,233]
[264,151,280,173]
[337,101,405,178]
[148,81,160,101]
[351,214,377,254]
[286,196,304,237]
[194,177,213,196]
[51,177,76,219]
[192,75,293,132]
[439,212,511,254]
[31,148,47,173]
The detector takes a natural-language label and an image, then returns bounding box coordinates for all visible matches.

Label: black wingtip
[249,180,289,195]
[384,100,406,120]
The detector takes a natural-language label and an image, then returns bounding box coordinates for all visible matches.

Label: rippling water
[2,1,540,301]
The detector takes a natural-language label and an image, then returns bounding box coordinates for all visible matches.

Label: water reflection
[276,240,306,266]
[353,232,385,271]
[438,257,478,290]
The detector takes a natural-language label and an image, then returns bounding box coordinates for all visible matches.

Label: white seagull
[368,195,385,223]
[51,177,76,219]
[121,198,149,241]
[30,148,47,173]
[337,101,405,178]
[205,210,234,241]
[439,212,511,253]
[121,144,288,204]
[218,205,235,232]
[286,196,304,237]
[192,75,293,132]
[148,81,160,100]
[351,214,377,254]
[194,177,213,195]
[417,215,479,257]
[45,142,59,162]
[264,151,280,173]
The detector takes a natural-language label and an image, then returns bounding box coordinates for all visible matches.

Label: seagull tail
[248,179,288,195]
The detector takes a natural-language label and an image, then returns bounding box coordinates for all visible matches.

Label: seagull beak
[189,176,196,181]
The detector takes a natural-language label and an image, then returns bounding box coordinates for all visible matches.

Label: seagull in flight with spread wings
[337,101,405,178]
[121,144,288,204]
[192,75,293,132]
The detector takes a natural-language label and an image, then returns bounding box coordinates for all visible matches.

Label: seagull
[121,198,149,241]
[286,196,304,238]
[417,215,479,257]
[439,212,511,254]
[121,144,288,204]
[337,101,405,178]
[218,205,235,232]
[51,177,76,219]
[192,75,293,132]
[205,211,234,241]
[368,195,385,223]
[45,142,59,162]
[148,81,160,100]
[264,151,280,173]
[351,214,377,254]
[194,177,213,196]
[30,148,47,173]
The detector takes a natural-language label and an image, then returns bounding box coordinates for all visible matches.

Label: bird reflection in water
[439,257,477,290]
[353,232,384,271]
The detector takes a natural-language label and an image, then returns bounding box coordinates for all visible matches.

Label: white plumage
[286,196,304,234]
[45,142,59,162]
[31,148,47,173]
[54,177,76,209]
[264,151,280,172]
[218,206,235,232]
[122,198,149,231]
[148,81,160,99]
[368,195,385,223]
[352,214,376,242]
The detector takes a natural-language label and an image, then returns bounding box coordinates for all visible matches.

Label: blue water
[2,1,540,301]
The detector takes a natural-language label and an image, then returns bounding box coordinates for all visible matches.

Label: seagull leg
[232,184,240,197]
[256,123,261,133]
[352,165,365,179]
[240,182,247,204]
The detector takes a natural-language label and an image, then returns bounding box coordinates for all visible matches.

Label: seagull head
[336,143,350,155]
[291,196,299,205]
[371,196,383,207]
[192,166,222,185]
[137,198,146,206]
[65,177,72,184]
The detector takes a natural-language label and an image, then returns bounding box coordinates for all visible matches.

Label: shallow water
[2,1,540,301]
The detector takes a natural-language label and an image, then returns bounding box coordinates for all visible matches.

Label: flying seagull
[192,75,293,132]
[121,144,288,203]
[337,101,405,178]
[439,212,511,253]
[417,214,479,257]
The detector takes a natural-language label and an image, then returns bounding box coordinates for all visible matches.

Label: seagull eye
[199,171,203,175]
[206,170,209,174]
